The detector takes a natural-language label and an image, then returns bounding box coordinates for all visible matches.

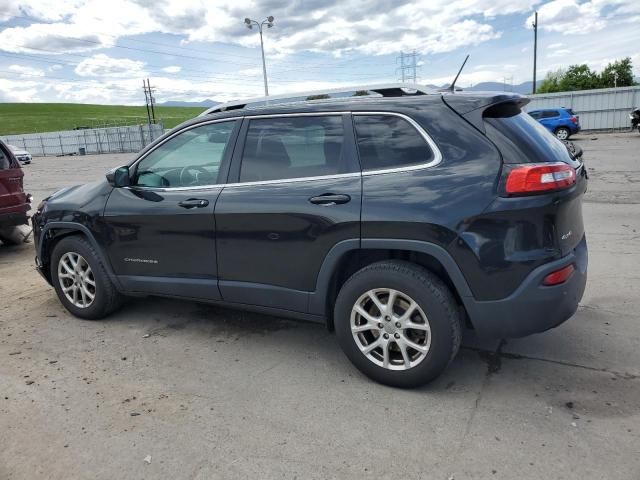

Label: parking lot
[1,133,639,479]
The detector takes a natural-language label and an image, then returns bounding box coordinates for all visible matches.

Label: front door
[103,120,239,300]
[215,113,362,312]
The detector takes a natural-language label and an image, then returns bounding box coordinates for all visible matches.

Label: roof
[199,83,438,117]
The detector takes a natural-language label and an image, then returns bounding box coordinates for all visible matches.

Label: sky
[0,0,639,105]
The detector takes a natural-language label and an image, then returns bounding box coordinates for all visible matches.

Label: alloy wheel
[58,252,96,308]
[350,288,432,371]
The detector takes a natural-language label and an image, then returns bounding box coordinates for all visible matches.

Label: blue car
[528,108,581,140]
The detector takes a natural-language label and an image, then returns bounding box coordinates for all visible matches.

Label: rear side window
[240,116,347,182]
[541,110,559,118]
[353,115,433,172]
[528,111,541,119]
[483,103,578,167]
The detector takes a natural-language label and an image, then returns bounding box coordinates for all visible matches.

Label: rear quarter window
[353,114,434,172]
[483,103,579,167]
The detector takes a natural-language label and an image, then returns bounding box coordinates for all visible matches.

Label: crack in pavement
[461,344,639,380]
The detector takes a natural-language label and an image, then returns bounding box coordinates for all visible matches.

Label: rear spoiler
[441,92,530,131]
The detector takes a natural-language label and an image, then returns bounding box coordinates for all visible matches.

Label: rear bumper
[0,211,29,228]
[465,235,588,338]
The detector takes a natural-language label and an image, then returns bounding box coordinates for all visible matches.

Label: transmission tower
[396,51,420,83]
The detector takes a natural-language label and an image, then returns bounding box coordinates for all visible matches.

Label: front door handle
[178,198,209,209]
[308,193,351,206]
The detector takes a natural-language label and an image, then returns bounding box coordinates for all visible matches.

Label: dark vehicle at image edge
[32,85,588,388]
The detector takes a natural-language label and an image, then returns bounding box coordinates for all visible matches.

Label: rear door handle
[308,193,351,206]
[178,198,209,209]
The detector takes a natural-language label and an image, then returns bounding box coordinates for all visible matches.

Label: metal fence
[0,123,164,157]
[527,85,640,131]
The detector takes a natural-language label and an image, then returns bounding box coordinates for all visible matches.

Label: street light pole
[532,11,538,94]
[245,16,274,97]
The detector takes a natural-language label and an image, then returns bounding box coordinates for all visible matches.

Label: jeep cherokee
[32,85,588,387]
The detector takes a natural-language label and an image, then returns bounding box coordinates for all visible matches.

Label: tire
[50,235,123,320]
[555,127,570,140]
[0,225,31,245]
[334,260,462,388]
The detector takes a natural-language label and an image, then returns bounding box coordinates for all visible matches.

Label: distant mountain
[464,81,534,94]
[157,99,219,107]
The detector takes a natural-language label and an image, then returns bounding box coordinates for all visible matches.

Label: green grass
[0,103,207,135]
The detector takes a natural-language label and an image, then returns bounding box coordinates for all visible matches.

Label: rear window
[541,110,559,118]
[353,114,434,172]
[483,103,579,167]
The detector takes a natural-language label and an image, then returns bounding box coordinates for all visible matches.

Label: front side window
[542,110,559,118]
[239,116,346,182]
[134,121,236,188]
[353,115,434,172]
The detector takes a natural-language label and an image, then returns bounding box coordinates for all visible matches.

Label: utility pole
[146,78,156,123]
[244,16,274,96]
[397,50,419,83]
[142,80,152,127]
[532,11,538,94]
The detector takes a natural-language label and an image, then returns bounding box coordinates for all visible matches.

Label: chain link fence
[1,123,164,157]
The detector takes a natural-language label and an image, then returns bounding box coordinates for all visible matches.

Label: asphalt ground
[1,132,639,479]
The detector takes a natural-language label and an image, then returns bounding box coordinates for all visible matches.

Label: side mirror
[106,166,131,187]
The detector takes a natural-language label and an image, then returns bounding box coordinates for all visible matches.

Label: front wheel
[50,235,123,320]
[555,127,570,140]
[334,261,462,388]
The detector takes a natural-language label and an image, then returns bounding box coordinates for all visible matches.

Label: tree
[599,57,635,88]
[558,64,599,91]
[537,69,564,93]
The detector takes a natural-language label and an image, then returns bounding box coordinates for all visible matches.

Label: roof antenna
[448,54,469,92]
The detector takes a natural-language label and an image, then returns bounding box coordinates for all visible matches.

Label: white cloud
[0,0,529,58]
[525,0,613,34]
[7,64,45,77]
[74,54,146,77]
[161,66,181,74]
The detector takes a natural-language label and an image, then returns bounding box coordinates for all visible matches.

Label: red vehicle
[0,139,31,244]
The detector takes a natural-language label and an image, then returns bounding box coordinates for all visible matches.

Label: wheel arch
[38,222,119,288]
[311,239,474,330]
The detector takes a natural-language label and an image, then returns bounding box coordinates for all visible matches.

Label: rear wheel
[334,261,462,388]
[555,127,570,140]
[51,235,122,320]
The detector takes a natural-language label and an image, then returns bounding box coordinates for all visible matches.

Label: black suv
[32,86,588,387]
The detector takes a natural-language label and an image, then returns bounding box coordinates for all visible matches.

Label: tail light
[570,116,578,124]
[542,264,574,286]
[505,162,576,195]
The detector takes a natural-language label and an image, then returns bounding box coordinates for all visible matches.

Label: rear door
[103,120,240,299]
[215,113,361,313]
[539,109,560,130]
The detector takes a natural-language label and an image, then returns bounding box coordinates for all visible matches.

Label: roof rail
[198,83,436,116]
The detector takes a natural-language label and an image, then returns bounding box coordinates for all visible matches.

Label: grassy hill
[0,103,207,135]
